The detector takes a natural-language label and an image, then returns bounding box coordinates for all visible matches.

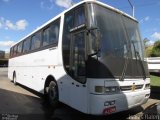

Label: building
[0,50,9,67]
[0,50,5,59]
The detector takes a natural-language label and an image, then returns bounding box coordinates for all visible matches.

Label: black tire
[13,72,17,85]
[47,81,59,108]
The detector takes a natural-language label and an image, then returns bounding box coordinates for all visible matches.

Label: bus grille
[120,85,143,91]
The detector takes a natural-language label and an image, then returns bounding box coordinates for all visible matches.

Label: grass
[150,74,160,87]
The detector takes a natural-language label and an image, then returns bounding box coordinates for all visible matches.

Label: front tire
[47,81,59,108]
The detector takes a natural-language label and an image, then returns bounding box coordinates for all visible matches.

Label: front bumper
[88,89,150,115]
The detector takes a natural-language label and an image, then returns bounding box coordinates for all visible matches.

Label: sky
[0,0,160,52]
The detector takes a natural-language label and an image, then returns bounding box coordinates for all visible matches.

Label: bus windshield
[86,3,149,79]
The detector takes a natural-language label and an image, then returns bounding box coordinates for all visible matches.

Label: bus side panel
[57,69,88,114]
[8,48,59,93]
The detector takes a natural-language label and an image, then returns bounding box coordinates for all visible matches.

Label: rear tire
[47,81,59,108]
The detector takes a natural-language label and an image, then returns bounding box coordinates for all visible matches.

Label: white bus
[8,0,150,115]
[146,57,160,73]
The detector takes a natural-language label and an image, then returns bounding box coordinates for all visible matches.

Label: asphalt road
[0,68,160,120]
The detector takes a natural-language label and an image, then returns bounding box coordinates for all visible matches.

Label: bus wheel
[48,81,59,108]
[13,73,17,85]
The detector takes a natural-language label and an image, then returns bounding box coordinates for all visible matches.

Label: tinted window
[31,32,41,50]
[63,12,74,71]
[42,27,50,46]
[86,3,149,78]
[65,12,74,31]
[71,32,86,83]
[123,16,144,60]
[10,47,13,57]
[50,20,60,44]
[63,5,86,82]
[87,4,128,78]
[75,7,85,26]
[13,45,17,56]
[17,42,23,54]
[42,18,60,47]
[23,38,31,53]
[63,6,85,71]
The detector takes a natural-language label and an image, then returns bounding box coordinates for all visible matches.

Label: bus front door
[69,31,88,113]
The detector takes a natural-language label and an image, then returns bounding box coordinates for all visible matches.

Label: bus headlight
[95,86,120,94]
[95,86,105,93]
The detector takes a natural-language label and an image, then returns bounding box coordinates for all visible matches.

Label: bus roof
[11,0,137,47]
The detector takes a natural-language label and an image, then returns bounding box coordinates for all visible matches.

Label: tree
[145,46,153,57]
[151,40,160,57]
[143,38,153,57]
[143,38,150,48]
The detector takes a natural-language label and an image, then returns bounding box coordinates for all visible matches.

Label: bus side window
[17,42,23,55]
[10,47,13,58]
[23,38,31,53]
[31,32,41,50]
[49,19,60,45]
[42,27,50,46]
[13,45,17,57]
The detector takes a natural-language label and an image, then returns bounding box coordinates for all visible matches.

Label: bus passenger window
[10,47,13,57]
[23,38,31,53]
[31,32,41,50]
[17,42,23,55]
[13,45,17,56]
[42,28,50,46]
[50,19,60,45]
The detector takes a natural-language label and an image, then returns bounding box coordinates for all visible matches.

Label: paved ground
[0,68,160,120]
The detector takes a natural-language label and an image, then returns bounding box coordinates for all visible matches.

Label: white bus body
[8,0,150,115]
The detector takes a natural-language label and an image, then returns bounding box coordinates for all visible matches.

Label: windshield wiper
[132,41,146,80]
[120,53,129,81]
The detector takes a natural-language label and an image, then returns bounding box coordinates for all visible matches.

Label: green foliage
[145,46,153,57]
[144,39,160,57]
[151,40,160,57]
[143,38,150,48]
[150,75,160,87]
[143,38,153,57]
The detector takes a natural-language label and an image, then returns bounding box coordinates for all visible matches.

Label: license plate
[103,106,116,115]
